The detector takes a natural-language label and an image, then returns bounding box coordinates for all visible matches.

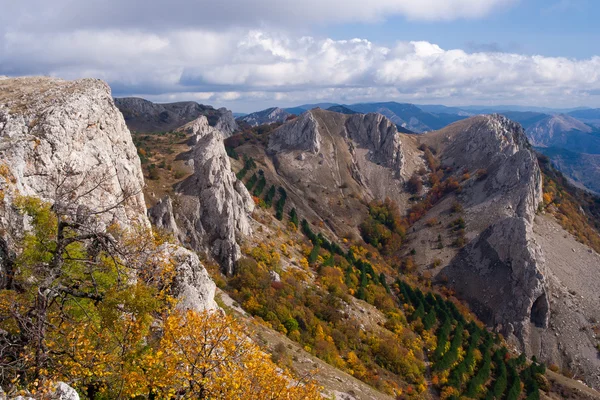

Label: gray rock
[153,116,253,275]
[0,76,218,312]
[268,111,320,154]
[50,382,80,400]
[344,113,405,179]
[0,77,148,232]
[164,245,218,312]
[147,196,179,237]
[214,107,238,137]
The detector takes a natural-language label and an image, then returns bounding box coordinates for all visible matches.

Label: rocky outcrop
[268,111,320,154]
[147,196,179,237]
[114,97,237,135]
[345,113,405,178]
[164,245,218,311]
[0,77,218,312]
[443,218,548,344]
[150,116,253,275]
[4,381,80,400]
[432,114,546,346]
[0,77,148,233]
[214,107,238,137]
[238,107,291,127]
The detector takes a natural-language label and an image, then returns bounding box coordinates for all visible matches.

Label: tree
[146,310,322,399]
[0,167,321,399]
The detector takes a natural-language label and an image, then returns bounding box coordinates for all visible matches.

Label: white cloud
[2,27,600,111]
[0,0,517,34]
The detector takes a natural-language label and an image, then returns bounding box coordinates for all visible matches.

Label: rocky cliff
[268,111,321,154]
[0,76,217,312]
[418,115,546,342]
[149,116,254,275]
[345,113,405,179]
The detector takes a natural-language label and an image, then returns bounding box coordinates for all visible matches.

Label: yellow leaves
[151,309,322,399]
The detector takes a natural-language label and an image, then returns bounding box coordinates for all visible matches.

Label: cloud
[0,0,517,34]
[2,26,600,111]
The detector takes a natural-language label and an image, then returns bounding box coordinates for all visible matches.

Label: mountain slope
[223,109,600,393]
[114,97,238,135]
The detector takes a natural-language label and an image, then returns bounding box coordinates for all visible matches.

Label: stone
[268,111,320,154]
[0,76,218,313]
[344,113,405,179]
[164,245,218,312]
[151,115,253,275]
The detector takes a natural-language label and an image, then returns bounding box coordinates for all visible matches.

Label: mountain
[114,97,238,136]
[285,101,467,132]
[537,147,600,193]
[237,107,292,127]
[569,108,600,127]
[224,109,600,393]
[344,102,467,132]
[284,102,339,114]
[326,105,357,115]
[4,78,600,399]
[521,114,600,157]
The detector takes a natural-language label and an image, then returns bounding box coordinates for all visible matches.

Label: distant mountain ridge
[115,97,238,136]
[237,107,291,127]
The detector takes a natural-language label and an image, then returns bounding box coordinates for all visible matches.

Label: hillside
[3,78,600,400]
[129,104,600,398]
[114,97,238,135]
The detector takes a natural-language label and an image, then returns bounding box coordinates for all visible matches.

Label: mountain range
[3,77,600,398]
[238,102,600,194]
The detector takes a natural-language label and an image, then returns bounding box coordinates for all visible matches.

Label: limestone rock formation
[147,196,179,237]
[268,111,321,154]
[164,245,218,311]
[214,107,238,137]
[0,77,148,234]
[345,113,405,178]
[0,77,218,313]
[149,116,254,275]
[422,115,546,340]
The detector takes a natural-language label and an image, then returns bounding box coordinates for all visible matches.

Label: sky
[1,0,599,113]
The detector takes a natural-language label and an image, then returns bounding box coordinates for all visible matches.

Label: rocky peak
[0,77,147,229]
[149,118,254,275]
[0,76,217,313]
[214,107,238,137]
[430,114,547,350]
[178,115,221,144]
[345,112,405,178]
[268,111,320,154]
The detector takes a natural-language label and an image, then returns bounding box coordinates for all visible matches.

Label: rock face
[345,113,405,178]
[268,111,321,154]
[0,77,217,313]
[114,97,237,135]
[238,107,291,127]
[149,116,254,275]
[214,107,238,137]
[423,114,547,345]
[164,245,218,311]
[0,77,148,232]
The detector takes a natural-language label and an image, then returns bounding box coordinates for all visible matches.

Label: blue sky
[321,0,597,58]
[1,0,599,112]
